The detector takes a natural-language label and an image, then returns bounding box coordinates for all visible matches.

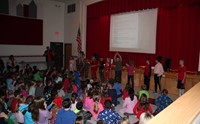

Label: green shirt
[138,90,150,99]
[74,109,80,114]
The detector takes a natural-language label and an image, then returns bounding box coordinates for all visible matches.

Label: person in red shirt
[90,56,98,80]
[133,94,152,119]
[144,59,151,91]
[177,59,187,97]
[10,90,21,113]
[104,58,111,82]
[52,90,63,109]
[122,83,131,100]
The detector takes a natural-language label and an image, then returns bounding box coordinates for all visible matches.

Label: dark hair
[71,93,78,104]
[28,102,34,112]
[75,116,83,124]
[31,97,46,121]
[104,100,112,109]
[156,56,162,62]
[128,88,135,101]
[76,102,83,110]
[62,98,71,109]
[162,89,168,96]
[139,94,149,110]
[141,84,147,90]
[14,90,21,97]
[26,95,34,104]
[97,120,106,124]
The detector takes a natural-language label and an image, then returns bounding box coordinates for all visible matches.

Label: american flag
[76,27,82,52]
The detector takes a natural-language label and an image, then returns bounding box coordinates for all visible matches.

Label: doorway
[50,42,63,68]
[64,43,72,68]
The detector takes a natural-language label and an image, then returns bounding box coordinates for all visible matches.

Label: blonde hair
[139,112,154,124]
[119,117,130,124]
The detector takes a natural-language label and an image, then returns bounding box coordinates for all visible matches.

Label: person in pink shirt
[84,90,93,111]
[153,56,164,94]
[126,60,134,88]
[120,88,137,115]
[89,92,104,120]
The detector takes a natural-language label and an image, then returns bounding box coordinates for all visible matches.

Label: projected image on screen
[110,8,158,54]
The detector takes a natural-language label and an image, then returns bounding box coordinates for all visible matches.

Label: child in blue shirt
[98,100,122,124]
[155,89,173,113]
[55,98,77,124]
[113,80,122,98]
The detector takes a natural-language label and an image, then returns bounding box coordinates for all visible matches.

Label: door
[65,43,72,68]
[50,42,63,68]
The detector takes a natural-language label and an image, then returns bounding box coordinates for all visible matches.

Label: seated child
[120,88,137,115]
[113,79,122,98]
[55,98,77,124]
[89,92,104,120]
[122,84,131,100]
[107,81,118,106]
[133,94,153,119]
[74,102,92,124]
[138,84,150,100]
[155,89,173,114]
[98,100,122,124]
[139,112,154,124]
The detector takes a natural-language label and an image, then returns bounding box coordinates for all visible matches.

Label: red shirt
[53,96,63,109]
[178,66,187,80]
[63,78,70,92]
[10,98,18,113]
[91,60,98,71]
[105,62,111,71]
[133,102,153,118]
[100,96,112,107]
[144,64,151,76]
[122,89,129,100]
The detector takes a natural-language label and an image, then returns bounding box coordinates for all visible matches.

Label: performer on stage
[177,59,187,97]
[90,56,98,80]
[114,52,122,82]
[153,56,164,94]
[104,57,111,82]
[144,58,151,91]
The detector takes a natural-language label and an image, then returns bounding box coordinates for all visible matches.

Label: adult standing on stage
[144,58,151,91]
[114,52,122,82]
[177,59,187,97]
[153,56,164,94]
[43,46,55,70]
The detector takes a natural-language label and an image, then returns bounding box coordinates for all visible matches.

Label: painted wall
[64,0,103,56]
[0,0,65,57]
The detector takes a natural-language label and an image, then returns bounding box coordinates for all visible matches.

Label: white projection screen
[110,8,158,54]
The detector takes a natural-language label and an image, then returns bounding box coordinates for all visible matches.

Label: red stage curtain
[86,0,200,71]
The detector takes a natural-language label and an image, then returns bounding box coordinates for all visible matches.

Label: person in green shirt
[0,112,14,124]
[138,84,150,99]
[33,70,42,81]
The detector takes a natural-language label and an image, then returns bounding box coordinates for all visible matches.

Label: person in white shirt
[153,56,164,93]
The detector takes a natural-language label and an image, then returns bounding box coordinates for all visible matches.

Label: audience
[0,53,181,124]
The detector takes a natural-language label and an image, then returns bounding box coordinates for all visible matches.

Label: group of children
[0,52,188,124]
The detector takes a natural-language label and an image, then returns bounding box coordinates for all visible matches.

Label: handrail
[147,82,200,124]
